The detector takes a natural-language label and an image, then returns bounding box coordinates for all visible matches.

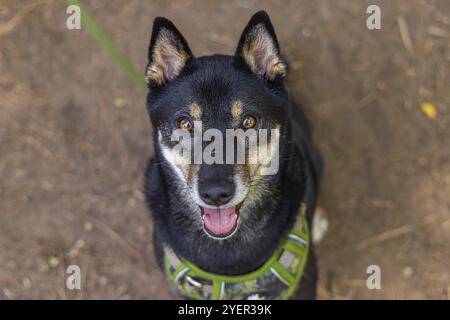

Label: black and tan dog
[144,11,323,299]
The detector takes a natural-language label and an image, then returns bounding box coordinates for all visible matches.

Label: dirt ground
[0,0,449,299]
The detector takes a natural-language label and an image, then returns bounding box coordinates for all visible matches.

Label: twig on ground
[0,0,52,36]
[397,16,414,54]
[356,218,449,250]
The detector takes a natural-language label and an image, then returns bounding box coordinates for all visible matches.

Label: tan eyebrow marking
[189,102,202,120]
[231,100,244,120]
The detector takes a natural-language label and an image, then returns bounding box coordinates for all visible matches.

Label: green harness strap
[163,203,310,300]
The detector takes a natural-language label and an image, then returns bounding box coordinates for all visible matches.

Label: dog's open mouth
[201,205,241,238]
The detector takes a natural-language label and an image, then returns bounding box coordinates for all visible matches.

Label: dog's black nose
[199,181,235,206]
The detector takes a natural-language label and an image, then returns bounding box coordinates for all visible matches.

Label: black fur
[144,11,322,299]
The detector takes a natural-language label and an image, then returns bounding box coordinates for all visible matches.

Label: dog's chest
[162,204,310,300]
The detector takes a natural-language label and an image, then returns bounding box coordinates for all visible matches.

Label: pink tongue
[203,207,238,236]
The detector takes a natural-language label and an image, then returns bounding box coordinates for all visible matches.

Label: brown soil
[0,0,449,299]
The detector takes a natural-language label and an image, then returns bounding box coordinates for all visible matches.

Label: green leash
[65,0,147,90]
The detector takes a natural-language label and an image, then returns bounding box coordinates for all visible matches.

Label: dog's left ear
[145,17,193,87]
[234,11,286,81]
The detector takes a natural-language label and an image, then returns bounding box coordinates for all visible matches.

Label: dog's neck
[151,120,306,275]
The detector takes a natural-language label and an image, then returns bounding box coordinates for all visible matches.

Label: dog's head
[146,11,289,240]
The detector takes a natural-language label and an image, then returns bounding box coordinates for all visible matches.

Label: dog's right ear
[145,17,193,88]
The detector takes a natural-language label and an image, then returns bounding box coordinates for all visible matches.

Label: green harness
[163,203,309,300]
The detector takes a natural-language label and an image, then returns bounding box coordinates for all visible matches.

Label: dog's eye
[177,117,193,132]
[241,115,257,129]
